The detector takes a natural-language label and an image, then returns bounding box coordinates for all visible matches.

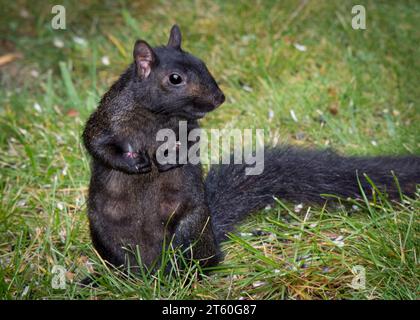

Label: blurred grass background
[0,0,419,299]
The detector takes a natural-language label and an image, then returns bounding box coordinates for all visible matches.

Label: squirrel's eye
[169,73,183,85]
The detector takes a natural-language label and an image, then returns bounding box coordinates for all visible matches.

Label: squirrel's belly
[154,170,192,221]
[89,165,198,269]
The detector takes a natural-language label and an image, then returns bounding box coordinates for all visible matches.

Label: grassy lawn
[0,0,419,299]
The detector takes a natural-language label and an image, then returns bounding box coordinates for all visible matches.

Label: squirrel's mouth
[155,98,224,120]
[160,109,207,120]
[192,111,207,119]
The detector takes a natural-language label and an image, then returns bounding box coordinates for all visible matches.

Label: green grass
[0,0,419,299]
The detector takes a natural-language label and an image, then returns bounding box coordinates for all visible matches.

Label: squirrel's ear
[167,24,182,50]
[133,40,157,79]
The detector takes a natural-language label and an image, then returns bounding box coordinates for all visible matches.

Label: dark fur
[206,147,420,243]
[83,25,420,272]
[83,26,223,270]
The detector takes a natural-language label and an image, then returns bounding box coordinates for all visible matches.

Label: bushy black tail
[205,147,420,243]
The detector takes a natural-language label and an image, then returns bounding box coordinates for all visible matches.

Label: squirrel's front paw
[122,151,152,174]
[153,160,184,172]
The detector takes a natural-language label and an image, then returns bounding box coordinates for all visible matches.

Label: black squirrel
[83,25,420,272]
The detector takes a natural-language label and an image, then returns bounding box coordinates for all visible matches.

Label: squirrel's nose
[213,91,225,107]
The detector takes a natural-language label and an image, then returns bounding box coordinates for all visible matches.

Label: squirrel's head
[131,25,225,120]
